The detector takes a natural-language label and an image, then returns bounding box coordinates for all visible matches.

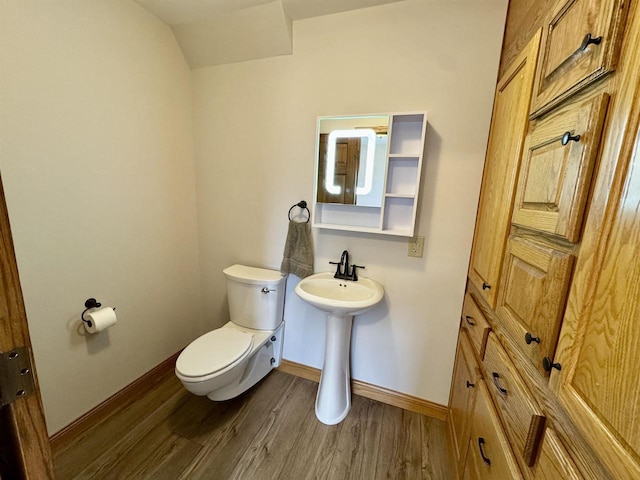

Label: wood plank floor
[53,370,455,479]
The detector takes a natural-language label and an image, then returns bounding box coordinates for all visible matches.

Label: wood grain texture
[500,0,556,79]
[530,0,629,116]
[0,173,54,479]
[468,30,541,309]
[52,369,455,480]
[448,331,480,474]
[49,350,182,452]
[482,333,545,474]
[278,359,448,421]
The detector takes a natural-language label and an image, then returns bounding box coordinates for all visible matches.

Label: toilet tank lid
[223,264,286,286]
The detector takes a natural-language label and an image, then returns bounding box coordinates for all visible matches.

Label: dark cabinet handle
[492,372,508,395]
[465,315,475,326]
[543,357,562,372]
[482,282,491,290]
[580,33,602,51]
[478,437,491,465]
[561,131,581,145]
[466,380,475,388]
[525,332,541,344]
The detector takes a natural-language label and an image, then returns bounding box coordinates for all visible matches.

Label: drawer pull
[580,33,602,51]
[482,282,491,290]
[543,357,562,372]
[561,131,581,145]
[465,315,475,326]
[492,372,508,395]
[478,437,491,466]
[525,332,541,344]
[466,380,475,388]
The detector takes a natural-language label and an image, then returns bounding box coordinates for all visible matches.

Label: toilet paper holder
[81,298,115,328]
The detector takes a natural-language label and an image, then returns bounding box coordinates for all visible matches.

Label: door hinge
[0,347,36,407]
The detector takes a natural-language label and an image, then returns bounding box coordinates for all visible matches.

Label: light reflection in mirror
[316,115,389,207]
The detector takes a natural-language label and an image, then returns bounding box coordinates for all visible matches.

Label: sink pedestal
[316,313,353,425]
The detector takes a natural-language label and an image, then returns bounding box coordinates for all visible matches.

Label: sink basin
[295,271,384,425]
[295,272,384,315]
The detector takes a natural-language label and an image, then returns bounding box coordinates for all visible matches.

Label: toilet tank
[223,265,286,330]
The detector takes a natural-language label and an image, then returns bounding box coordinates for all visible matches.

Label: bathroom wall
[192,0,507,406]
[0,1,203,434]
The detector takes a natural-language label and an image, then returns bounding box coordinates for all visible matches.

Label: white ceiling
[134,0,407,68]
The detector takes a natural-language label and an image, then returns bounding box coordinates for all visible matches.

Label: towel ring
[288,200,310,223]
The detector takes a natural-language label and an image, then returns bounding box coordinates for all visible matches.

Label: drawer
[530,0,627,116]
[483,333,546,470]
[461,293,491,358]
[466,380,524,480]
[531,428,582,480]
[449,331,481,472]
[513,90,609,242]
[496,237,575,377]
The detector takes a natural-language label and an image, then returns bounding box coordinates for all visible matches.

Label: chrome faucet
[329,250,364,281]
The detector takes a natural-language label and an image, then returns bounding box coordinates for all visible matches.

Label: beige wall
[192,0,507,406]
[0,0,203,434]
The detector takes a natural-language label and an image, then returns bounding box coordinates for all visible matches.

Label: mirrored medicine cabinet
[312,111,427,237]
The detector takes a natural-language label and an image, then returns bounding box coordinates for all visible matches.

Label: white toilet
[175,264,286,401]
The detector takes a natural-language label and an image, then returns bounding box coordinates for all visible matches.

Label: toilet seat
[176,328,253,378]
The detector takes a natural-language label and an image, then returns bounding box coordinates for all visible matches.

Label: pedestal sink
[295,272,384,424]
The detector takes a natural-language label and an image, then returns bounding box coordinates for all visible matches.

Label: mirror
[316,115,390,207]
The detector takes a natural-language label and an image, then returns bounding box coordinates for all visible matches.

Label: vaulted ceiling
[135,0,407,68]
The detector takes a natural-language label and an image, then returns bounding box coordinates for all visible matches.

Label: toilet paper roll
[84,307,117,334]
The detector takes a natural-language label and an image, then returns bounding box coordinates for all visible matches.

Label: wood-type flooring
[53,370,454,479]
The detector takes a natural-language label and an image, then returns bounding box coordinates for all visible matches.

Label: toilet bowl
[175,264,286,401]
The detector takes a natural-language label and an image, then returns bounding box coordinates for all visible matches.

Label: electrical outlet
[408,235,424,258]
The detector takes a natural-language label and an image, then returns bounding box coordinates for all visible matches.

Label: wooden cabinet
[449,331,481,473]
[550,86,640,478]
[468,31,541,308]
[452,1,640,478]
[512,89,609,242]
[496,237,574,376]
[482,334,546,471]
[531,428,582,480]
[464,381,524,480]
[461,293,491,359]
[530,0,628,116]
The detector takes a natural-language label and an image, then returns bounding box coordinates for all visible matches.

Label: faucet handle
[350,264,365,281]
[329,261,342,276]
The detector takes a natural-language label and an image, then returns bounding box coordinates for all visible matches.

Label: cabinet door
[461,293,491,359]
[467,381,524,479]
[469,31,541,308]
[483,334,546,470]
[512,91,609,242]
[530,0,627,115]
[449,331,481,472]
[551,110,640,478]
[496,237,574,377]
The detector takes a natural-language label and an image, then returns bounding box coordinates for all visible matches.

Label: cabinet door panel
[497,237,574,376]
[513,91,609,242]
[449,331,480,472]
[469,31,541,308]
[552,109,640,478]
[483,333,546,470]
[461,293,491,359]
[468,380,524,479]
[531,0,627,115]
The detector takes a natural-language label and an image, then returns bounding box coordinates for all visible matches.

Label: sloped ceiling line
[134,0,407,68]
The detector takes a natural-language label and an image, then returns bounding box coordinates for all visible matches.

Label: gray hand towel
[281,220,314,278]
